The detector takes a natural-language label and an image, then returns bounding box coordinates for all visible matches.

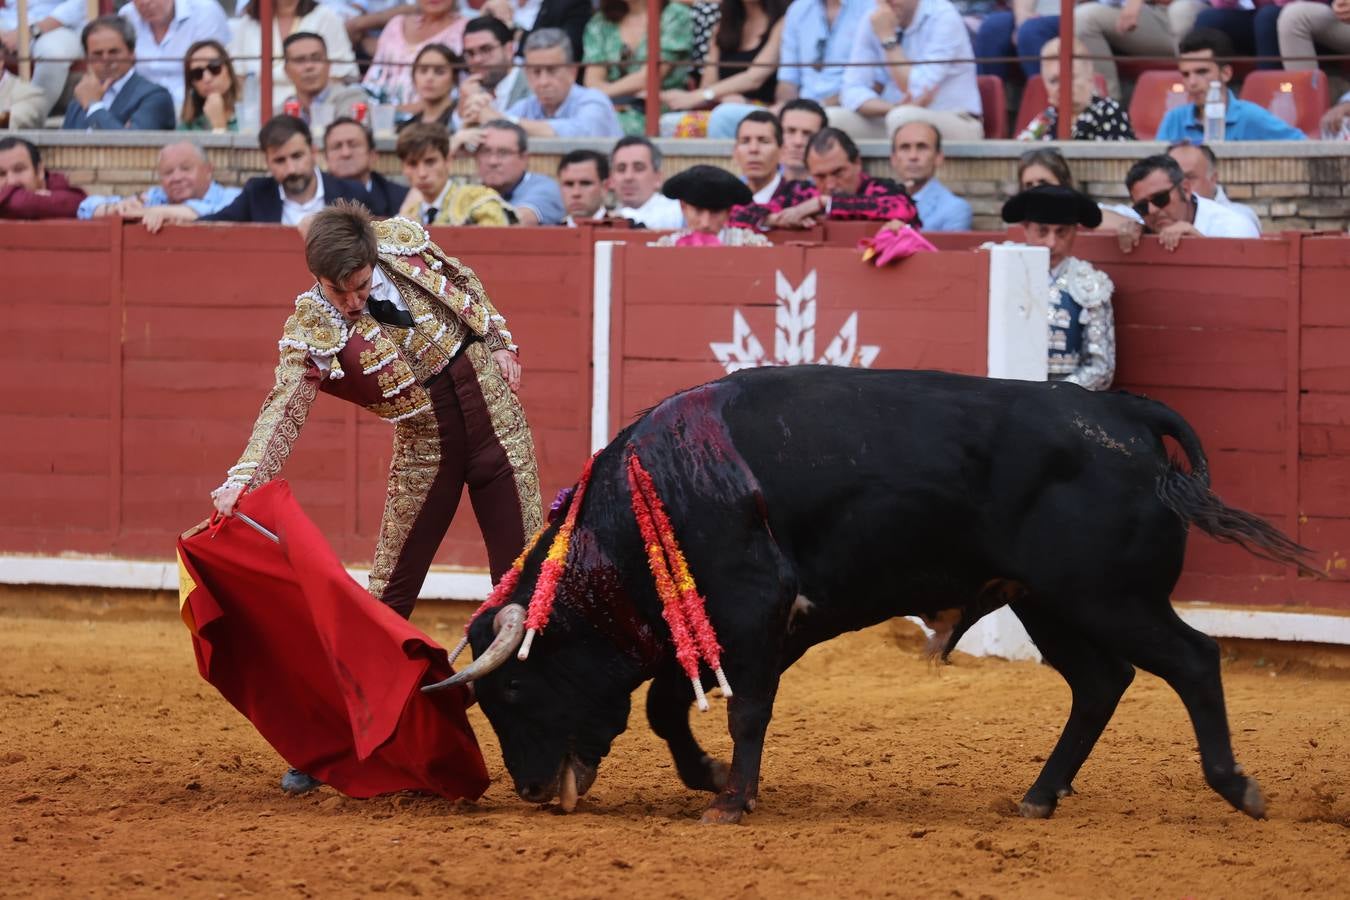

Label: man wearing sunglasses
[122,0,230,111]
[1122,153,1258,253]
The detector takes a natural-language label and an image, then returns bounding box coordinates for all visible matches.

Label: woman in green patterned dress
[583,0,693,136]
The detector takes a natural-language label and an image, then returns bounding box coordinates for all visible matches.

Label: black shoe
[280,768,323,795]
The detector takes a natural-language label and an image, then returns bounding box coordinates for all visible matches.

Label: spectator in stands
[1157,29,1305,141]
[558,148,612,224]
[778,97,826,182]
[1194,0,1282,70]
[398,43,458,131]
[1167,140,1261,233]
[583,0,694,136]
[891,121,970,231]
[396,121,514,225]
[452,118,563,224]
[1321,91,1350,139]
[282,32,371,124]
[180,40,239,131]
[733,110,784,203]
[1277,0,1350,74]
[200,115,370,224]
[833,0,983,142]
[232,0,357,112]
[659,0,789,137]
[1017,38,1134,140]
[1075,0,1207,100]
[732,127,919,229]
[64,17,176,130]
[609,135,685,229]
[0,137,86,219]
[0,0,84,120]
[469,0,593,63]
[973,0,1060,80]
[462,28,623,137]
[77,140,240,230]
[1017,146,1143,237]
[364,0,466,105]
[121,0,230,112]
[1000,184,1116,391]
[1123,153,1259,252]
[0,68,47,130]
[324,116,408,215]
[339,0,419,62]
[707,0,869,139]
[652,165,774,246]
[453,17,526,130]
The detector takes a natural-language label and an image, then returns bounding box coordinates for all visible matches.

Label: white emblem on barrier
[710,270,881,373]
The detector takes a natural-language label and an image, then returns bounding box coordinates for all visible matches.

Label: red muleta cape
[176,480,489,800]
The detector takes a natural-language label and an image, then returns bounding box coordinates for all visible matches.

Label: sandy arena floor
[3,595,1349,899]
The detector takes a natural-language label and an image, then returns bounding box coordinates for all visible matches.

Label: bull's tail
[1137,396,1322,578]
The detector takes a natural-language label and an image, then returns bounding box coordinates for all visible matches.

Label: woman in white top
[230,0,358,111]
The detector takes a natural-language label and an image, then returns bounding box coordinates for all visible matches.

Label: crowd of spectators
[2,0,1344,139]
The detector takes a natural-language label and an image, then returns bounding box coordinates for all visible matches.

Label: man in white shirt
[609,135,683,231]
[1122,153,1258,253]
[454,16,529,130]
[557,148,610,226]
[120,0,230,111]
[733,110,783,205]
[1167,141,1261,234]
[832,0,983,142]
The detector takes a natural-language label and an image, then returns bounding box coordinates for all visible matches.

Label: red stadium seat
[1238,69,1330,137]
[977,75,1007,139]
[1128,70,1187,140]
[1013,73,1110,137]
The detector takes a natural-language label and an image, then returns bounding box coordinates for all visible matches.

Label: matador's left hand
[493,349,521,393]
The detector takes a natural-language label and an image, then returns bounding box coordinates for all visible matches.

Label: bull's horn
[422,604,526,693]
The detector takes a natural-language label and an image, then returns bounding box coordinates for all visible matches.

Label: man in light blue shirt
[890,120,971,230]
[707,0,869,138]
[468,119,565,225]
[0,0,86,118]
[1156,28,1306,142]
[77,141,240,229]
[832,0,983,142]
[120,0,230,111]
[502,28,622,138]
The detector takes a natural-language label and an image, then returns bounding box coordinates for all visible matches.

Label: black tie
[424,207,438,225]
[367,296,414,328]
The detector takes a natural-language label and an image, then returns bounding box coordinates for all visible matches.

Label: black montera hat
[661,165,753,211]
[1001,184,1102,228]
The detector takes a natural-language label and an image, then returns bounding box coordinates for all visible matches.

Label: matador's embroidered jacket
[220,217,518,492]
[1047,257,1115,391]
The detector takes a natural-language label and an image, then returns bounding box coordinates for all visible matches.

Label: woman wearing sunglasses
[180,40,240,133]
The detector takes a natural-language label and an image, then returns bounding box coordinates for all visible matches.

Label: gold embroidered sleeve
[221,345,322,491]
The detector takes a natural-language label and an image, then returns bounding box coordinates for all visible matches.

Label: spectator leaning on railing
[0,0,84,120]
[121,0,230,112]
[833,0,983,142]
[0,68,47,130]
[77,140,240,230]
[64,16,176,130]
[1155,28,1305,141]
[1167,140,1261,233]
[1122,153,1258,253]
[0,136,86,219]
[1277,0,1350,73]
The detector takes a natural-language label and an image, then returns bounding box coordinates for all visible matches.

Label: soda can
[283,100,301,118]
[353,102,368,124]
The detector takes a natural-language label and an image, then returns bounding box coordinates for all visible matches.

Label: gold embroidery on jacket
[466,341,542,535]
[367,415,442,602]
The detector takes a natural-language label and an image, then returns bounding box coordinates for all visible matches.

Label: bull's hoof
[1018,798,1056,819]
[1241,778,1267,820]
[700,805,745,825]
[705,756,730,792]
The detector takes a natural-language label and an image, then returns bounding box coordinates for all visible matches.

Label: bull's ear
[423,604,526,692]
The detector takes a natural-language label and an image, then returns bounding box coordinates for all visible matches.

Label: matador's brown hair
[305,199,378,284]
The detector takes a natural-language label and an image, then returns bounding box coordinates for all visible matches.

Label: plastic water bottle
[1269,83,1298,128]
[1203,80,1225,142]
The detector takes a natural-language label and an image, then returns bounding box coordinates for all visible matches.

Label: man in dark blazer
[323,116,408,217]
[62,17,175,131]
[202,115,371,224]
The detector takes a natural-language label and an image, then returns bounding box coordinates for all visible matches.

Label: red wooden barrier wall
[3,221,1346,611]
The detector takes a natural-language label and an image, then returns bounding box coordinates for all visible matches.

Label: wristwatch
[881,28,903,50]
[701,88,716,103]
[30,23,44,41]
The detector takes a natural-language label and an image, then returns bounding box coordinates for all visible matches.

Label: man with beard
[201,115,370,225]
[323,116,407,216]
[76,140,240,230]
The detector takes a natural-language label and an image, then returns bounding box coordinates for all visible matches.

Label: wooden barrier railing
[3,221,1346,611]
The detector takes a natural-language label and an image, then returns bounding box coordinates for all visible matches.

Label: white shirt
[86,67,136,117]
[1214,185,1262,234]
[616,192,684,231]
[750,171,782,205]
[280,168,327,226]
[841,0,980,117]
[1193,194,1260,239]
[121,0,231,110]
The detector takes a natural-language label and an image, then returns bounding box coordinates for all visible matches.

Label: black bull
[427,367,1317,824]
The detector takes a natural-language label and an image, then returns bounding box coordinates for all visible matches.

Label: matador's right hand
[212,484,245,517]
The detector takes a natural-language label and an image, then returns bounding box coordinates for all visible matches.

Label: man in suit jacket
[201,115,371,224]
[62,17,175,131]
[323,116,407,217]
